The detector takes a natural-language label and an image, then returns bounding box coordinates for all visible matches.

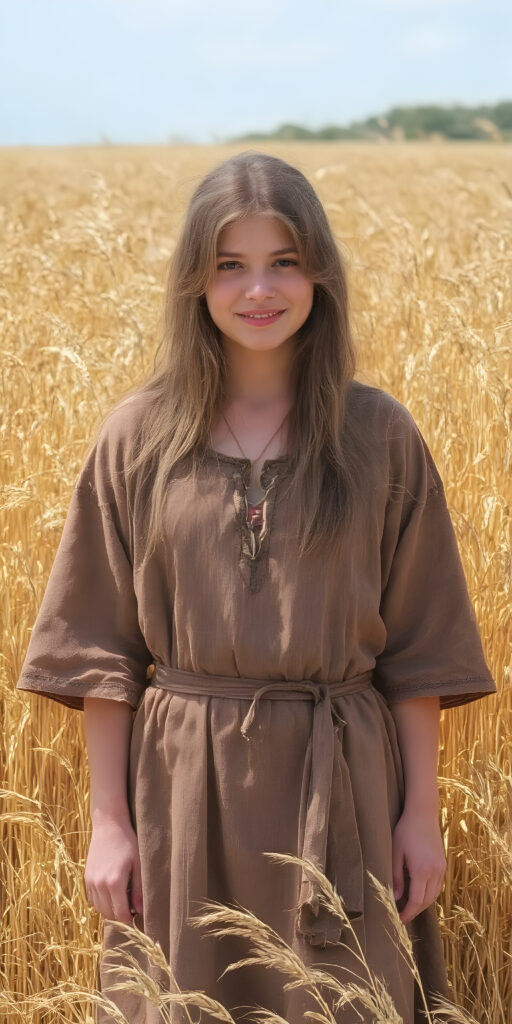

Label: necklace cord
[218,408,290,465]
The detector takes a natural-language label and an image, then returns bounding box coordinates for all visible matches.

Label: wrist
[90,803,132,830]
[402,788,440,819]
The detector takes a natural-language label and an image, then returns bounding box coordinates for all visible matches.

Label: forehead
[217,214,295,252]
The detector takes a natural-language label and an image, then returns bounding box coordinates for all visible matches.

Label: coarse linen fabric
[16,381,497,1024]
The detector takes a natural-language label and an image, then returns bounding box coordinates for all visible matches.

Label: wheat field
[1,142,510,1023]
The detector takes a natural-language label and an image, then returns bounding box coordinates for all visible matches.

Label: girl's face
[204,214,314,353]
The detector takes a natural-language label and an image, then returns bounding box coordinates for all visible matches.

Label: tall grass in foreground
[1,143,510,1022]
[0,850,498,1024]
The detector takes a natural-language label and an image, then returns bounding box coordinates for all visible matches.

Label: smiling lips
[236,309,286,325]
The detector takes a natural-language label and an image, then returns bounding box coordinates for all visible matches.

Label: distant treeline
[229,102,512,143]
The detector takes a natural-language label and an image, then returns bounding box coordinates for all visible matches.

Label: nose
[244,271,276,300]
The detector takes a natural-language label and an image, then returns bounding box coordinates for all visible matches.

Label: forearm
[388,696,441,815]
[83,697,134,828]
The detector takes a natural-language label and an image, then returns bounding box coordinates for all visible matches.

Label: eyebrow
[217,248,298,257]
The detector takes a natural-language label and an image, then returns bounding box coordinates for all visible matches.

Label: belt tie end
[296,857,365,949]
[239,678,366,950]
[297,681,365,948]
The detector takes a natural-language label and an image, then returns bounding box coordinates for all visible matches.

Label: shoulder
[345,378,415,437]
[345,379,444,496]
[76,389,155,498]
[84,388,155,470]
[96,389,154,452]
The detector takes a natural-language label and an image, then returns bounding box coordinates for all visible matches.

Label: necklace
[219,408,289,466]
[213,407,290,505]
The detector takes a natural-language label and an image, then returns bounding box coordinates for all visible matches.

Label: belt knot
[240,680,334,739]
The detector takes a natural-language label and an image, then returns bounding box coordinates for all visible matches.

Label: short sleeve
[16,413,152,713]
[373,402,496,710]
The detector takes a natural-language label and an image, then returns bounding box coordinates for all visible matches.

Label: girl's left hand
[391,809,447,925]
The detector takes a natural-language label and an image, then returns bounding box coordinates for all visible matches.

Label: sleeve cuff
[374,675,497,710]
[16,670,143,712]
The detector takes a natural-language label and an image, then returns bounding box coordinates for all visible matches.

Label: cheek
[292,279,314,312]
[205,281,235,315]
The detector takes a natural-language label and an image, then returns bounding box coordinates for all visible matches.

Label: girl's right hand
[84,819,144,925]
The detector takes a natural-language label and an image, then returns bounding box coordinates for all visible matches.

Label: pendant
[232,470,280,593]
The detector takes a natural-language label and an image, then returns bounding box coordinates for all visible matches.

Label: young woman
[17,152,496,1024]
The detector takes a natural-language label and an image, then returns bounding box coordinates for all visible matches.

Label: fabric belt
[148,663,374,948]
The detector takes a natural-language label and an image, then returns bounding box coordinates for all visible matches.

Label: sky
[1,0,510,146]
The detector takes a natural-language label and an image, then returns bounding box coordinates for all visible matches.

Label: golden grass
[1,142,510,1022]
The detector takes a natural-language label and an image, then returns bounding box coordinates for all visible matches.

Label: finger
[110,885,135,926]
[434,868,446,900]
[86,883,104,915]
[421,866,445,911]
[128,859,144,915]
[95,877,130,925]
[392,843,405,902]
[90,883,116,921]
[399,874,427,925]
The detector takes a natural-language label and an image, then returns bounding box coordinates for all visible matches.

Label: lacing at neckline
[202,445,292,594]
[205,445,290,471]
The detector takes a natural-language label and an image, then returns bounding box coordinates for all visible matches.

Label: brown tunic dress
[16,380,496,1024]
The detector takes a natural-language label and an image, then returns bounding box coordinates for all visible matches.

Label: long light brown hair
[92,151,382,562]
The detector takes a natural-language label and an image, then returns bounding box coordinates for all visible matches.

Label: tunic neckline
[205,445,291,471]
[203,445,291,593]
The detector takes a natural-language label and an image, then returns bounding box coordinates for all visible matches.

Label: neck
[221,334,295,408]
